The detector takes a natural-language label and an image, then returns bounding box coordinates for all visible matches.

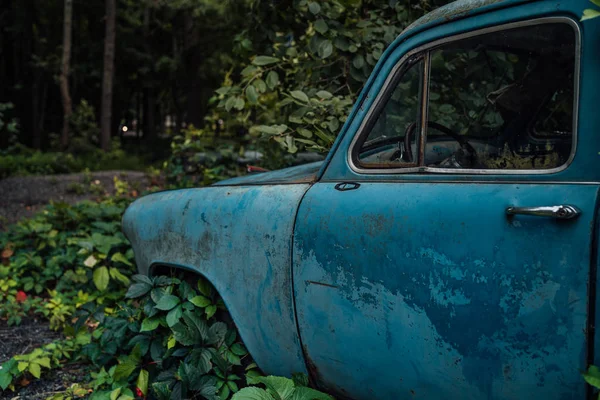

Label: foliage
[164,124,247,187]
[77,273,250,399]
[584,365,600,399]
[0,330,90,391]
[0,103,19,146]
[233,375,333,400]
[211,0,446,158]
[0,145,148,178]
[0,197,135,332]
[582,0,600,20]
[62,100,102,154]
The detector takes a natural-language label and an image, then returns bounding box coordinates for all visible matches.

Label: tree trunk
[100,0,116,151]
[59,0,72,149]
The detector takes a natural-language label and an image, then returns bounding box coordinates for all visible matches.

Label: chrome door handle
[506,205,581,220]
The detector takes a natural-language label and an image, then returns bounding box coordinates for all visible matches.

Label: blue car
[123,0,600,398]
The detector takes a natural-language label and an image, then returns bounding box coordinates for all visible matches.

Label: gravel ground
[0,319,61,364]
[0,170,150,230]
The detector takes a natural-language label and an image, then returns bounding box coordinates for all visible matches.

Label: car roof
[399,0,533,40]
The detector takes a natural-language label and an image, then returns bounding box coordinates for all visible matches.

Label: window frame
[347,16,581,175]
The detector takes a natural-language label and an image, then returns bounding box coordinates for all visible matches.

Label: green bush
[0,146,148,179]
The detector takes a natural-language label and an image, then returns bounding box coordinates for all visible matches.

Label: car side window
[425,23,576,170]
[356,59,423,167]
[351,20,578,172]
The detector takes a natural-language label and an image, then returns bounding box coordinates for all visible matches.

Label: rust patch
[303,345,354,400]
[303,345,323,387]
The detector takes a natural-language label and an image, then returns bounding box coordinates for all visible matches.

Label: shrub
[0,146,148,179]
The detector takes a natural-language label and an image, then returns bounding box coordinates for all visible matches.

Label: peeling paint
[293,182,596,399]
[403,0,511,36]
[122,184,310,377]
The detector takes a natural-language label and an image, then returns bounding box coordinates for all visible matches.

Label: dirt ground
[0,170,152,398]
[0,170,150,230]
[0,317,91,400]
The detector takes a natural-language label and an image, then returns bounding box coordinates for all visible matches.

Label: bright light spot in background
[123,126,128,132]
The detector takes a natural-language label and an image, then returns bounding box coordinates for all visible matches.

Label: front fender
[122,184,309,376]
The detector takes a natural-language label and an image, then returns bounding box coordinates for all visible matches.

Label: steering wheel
[401,121,477,166]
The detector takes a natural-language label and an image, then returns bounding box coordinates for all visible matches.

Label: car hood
[213,161,322,186]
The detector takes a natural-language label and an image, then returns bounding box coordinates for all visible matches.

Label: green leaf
[316,91,333,100]
[314,127,335,143]
[252,56,280,66]
[227,381,239,393]
[291,373,309,387]
[254,79,267,93]
[0,371,11,390]
[93,266,110,291]
[591,0,600,7]
[225,96,237,112]
[133,274,152,285]
[290,387,334,400]
[234,98,246,111]
[290,91,309,103]
[166,305,183,327]
[140,318,160,332]
[266,71,280,90]
[232,387,275,400]
[205,304,217,319]
[110,388,121,400]
[583,365,600,388]
[126,282,152,299]
[314,19,328,34]
[220,385,231,400]
[318,40,333,59]
[353,54,365,69]
[297,129,313,139]
[246,86,259,104]
[582,8,600,20]
[197,279,212,297]
[28,362,41,379]
[328,118,340,133]
[137,369,149,396]
[241,65,258,77]
[155,294,180,311]
[255,376,294,399]
[33,357,51,369]
[111,252,133,267]
[109,267,131,286]
[113,359,138,382]
[308,2,321,14]
[190,295,212,308]
[230,343,248,356]
[253,124,288,135]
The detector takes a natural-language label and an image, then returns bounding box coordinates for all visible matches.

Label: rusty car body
[122,0,600,398]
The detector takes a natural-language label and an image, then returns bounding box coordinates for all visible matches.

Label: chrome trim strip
[347,16,581,176]
[321,179,600,186]
[418,52,431,165]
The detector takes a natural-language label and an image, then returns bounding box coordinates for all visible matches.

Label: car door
[293,14,599,400]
